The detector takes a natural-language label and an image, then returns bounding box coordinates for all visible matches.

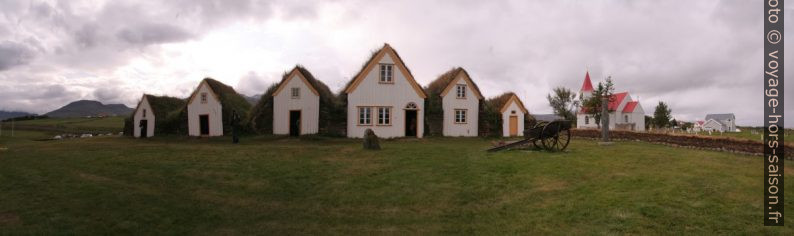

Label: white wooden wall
[273,74,320,135]
[501,101,525,137]
[347,53,424,138]
[188,83,224,136]
[132,97,155,138]
[442,77,479,137]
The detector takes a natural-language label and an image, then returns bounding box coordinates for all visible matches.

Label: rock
[363,129,381,150]
[53,135,62,140]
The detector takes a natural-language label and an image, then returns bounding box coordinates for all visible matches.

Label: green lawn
[0,135,791,235]
[2,117,125,134]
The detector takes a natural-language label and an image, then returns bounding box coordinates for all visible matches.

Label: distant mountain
[0,111,35,120]
[244,94,261,105]
[45,100,133,118]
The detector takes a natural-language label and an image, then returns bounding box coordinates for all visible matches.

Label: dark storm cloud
[0,41,36,70]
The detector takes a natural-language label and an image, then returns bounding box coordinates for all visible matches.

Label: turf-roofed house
[344,43,428,138]
[487,92,529,137]
[271,66,335,136]
[425,67,484,137]
[131,94,185,138]
[185,78,251,136]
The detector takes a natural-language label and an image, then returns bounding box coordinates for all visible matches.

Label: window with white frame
[379,64,393,83]
[143,109,147,118]
[358,107,372,125]
[455,109,467,123]
[585,116,590,124]
[624,115,629,123]
[200,93,208,103]
[291,87,300,99]
[456,84,466,98]
[377,107,391,125]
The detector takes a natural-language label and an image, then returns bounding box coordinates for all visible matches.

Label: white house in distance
[186,79,225,136]
[131,94,184,138]
[489,92,529,137]
[344,43,428,138]
[132,95,155,138]
[272,66,323,136]
[427,67,484,137]
[576,71,646,131]
[702,113,737,132]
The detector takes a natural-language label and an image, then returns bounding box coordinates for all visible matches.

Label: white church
[576,71,646,131]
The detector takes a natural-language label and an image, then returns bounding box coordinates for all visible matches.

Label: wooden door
[509,116,518,136]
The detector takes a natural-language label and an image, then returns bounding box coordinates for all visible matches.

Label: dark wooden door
[199,115,210,135]
[139,120,148,138]
[289,110,301,136]
[405,110,417,137]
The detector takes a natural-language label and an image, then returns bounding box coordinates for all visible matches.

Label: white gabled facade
[272,68,320,135]
[440,70,482,137]
[187,81,224,136]
[499,95,528,137]
[132,95,155,138]
[345,44,427,138]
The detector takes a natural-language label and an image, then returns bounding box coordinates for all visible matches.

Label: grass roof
[143,94,185,120]
[343,43,423,97]
[425,67,483,99]
[486,92,527,114]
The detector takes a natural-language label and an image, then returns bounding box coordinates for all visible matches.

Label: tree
[580,76,615,128]
[546,87,578,122]
[652,101,672,128]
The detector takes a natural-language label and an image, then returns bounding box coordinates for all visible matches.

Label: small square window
[200,93,208,103]
[358,107,372,125]
[378,107,391,125]
[291,87,300,99]
[455,109,467,123]
[379,64,393,83]
[456,85,466,98]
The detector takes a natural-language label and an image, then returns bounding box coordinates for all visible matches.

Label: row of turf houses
[126,43,533,138]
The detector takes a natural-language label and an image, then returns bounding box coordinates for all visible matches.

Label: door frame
[289,109,302,136]
[509,115,518,137]
[139,119,148,138]
[199,114,210,136]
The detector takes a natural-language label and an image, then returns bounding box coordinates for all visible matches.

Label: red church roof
[622,101,638,113]
[580,71,594,92]
[579,92,629,113]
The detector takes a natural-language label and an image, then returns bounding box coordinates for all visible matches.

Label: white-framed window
[291,87,300,99]
[377,107,391,125]
[624,115,629,123]
[200,93,208,103]
[455,109,467,123]
[585,116,590,124]
[456,84,466,98]
[358,107,372,125]
[143,109,147,118]
[379,64,393,83]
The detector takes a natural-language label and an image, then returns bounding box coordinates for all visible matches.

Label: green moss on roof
[425,67,483,99]
[343,43,424,97]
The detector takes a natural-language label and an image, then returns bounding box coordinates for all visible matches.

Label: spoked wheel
[532,140,542,149]
[540,122,571,152]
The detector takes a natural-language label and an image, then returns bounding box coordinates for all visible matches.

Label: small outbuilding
[487,92,529,137]
[271,66,334,136]
[185,78,251,136]
[131,94,184,138]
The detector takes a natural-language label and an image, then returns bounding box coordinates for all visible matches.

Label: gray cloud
[0,41,36,70]
[116,23,193,46]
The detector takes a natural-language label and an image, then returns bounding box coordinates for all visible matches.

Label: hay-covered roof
[425,67,483,99]
[343,43,427,98]
[190,78,252,114]
[140,94,184,119]
[274,65,335,100]
[487,92,528,114]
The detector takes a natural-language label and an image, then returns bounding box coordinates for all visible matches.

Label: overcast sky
[0,0,790,126]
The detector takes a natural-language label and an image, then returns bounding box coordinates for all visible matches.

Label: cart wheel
[532,139,542,149]
[540,122,567,152]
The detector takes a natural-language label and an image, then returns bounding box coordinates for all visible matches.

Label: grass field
[1,117,125,134]
[0,133,792,234]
